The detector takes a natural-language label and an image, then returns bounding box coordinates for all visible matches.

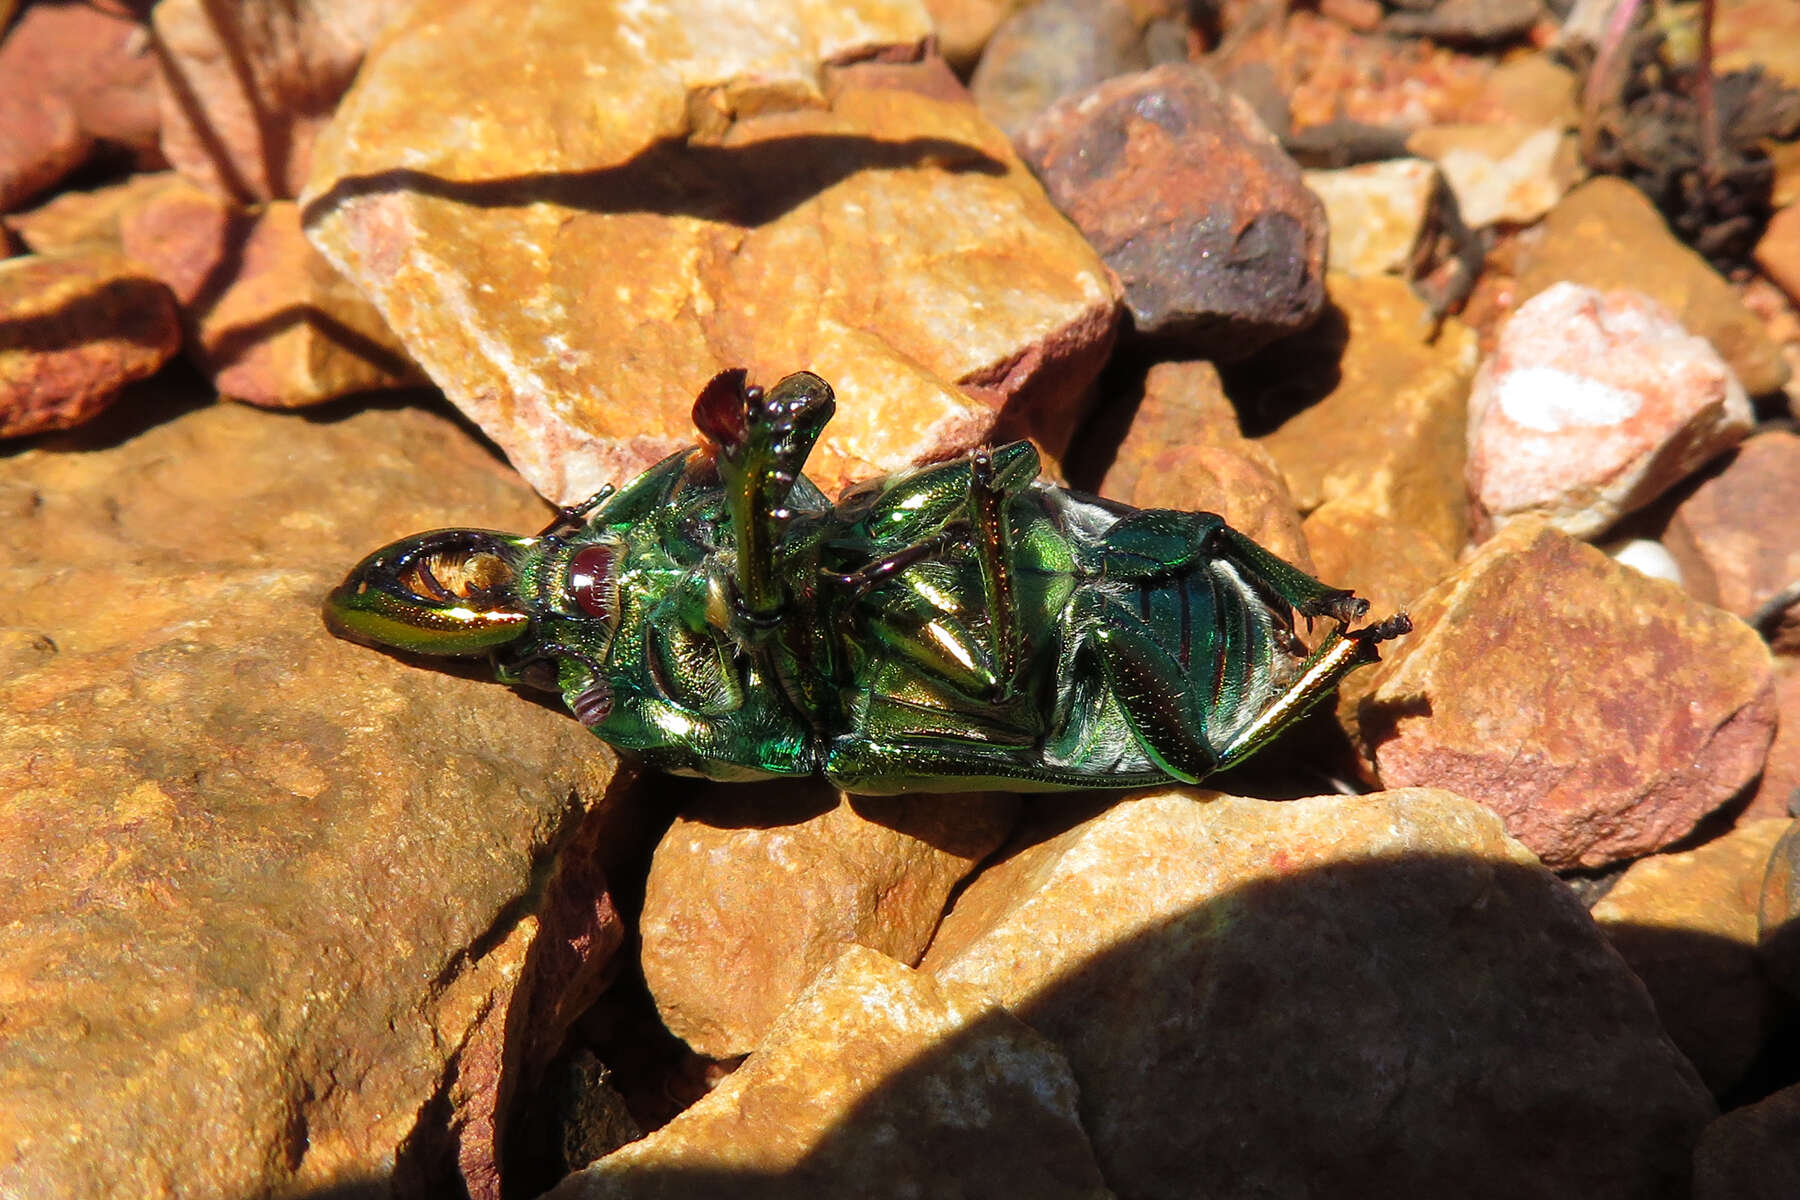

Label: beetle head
[325,529,535,655]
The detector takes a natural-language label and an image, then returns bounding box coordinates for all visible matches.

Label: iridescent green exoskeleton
[327,370,1409,792]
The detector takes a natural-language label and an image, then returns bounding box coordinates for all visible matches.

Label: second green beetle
[327,370,1408,792]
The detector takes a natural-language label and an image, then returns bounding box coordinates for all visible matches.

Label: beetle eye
[569,544,620,621]
[403,550,514,603]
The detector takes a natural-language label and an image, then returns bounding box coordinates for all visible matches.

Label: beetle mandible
[326,370,1409,792]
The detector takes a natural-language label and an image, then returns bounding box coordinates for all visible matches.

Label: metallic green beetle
[327,370,1409,792]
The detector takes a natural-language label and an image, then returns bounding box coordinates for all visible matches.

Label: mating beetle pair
[327,371,1408,792]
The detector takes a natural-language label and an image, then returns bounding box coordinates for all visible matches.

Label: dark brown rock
[926,788,1714,1200]
[1692,1083,1800,1200]
[1358,520,1777,869]
[1020,62,1327,357]
[0,248,180,437]
[1663,431,1800,653]
[0,395,628,1198]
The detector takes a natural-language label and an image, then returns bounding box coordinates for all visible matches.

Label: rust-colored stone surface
[0,395,626,1198]
[1663,431,1800,654]
[1357,521,1777,869]
[1743,659,1800,824]
[1591,820,1792,1095]
[119,179,421,406]
[1516,178,1790,397]
[550,946,1111,1200]
[5,172,183,256]
[1761,820,1800,1003]
[301,0,1119,506]
[640,782,1017,1058]
[0,1,162,212]
[1754,200,1800,309]
[1099,360,1310,567]
[1254,272,1478,560]
[1020,62,1326,357]
[925,788,1714,1200]
[0,248,180,437]
[153,0,406,202]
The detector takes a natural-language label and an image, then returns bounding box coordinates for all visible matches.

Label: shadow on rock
[300,135,1008,234]
[281,849,1758,1200]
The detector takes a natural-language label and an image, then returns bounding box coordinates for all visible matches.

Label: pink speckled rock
[1466,282,1753,541]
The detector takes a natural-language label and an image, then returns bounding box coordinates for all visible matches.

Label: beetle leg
[693,369,836,626]
[533,483,617,539]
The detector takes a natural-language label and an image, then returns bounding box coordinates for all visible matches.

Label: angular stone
[1663,432,1800,653]
[549,946,1110,1200]
[1357,520,1777,869]
[1020,62,1326,357]
[1467,283,1753,541]
[1754,201,1800,308]
[303,0,1119,506]
[1517,178,1790,397]
[1405,123,1583,229]
[5,172,183,256]
[924,0,1025,72]
[119,179,421,406]
[640,782,1017,1058]
[0,2,162,211]
[1745,661,1800,824]
[1254,273,1478,559]
[968,0,1149,142]
[0,248,180,437]
[1211,9,1499,135]
[1099,360,1309,566]
[1591,819,1792,1095]
[0,396,627,1197]
[153,0,405,202]
[924,788,1714,1199]
[1380,0,1542,42]
[1693,1084,1800,1200]
[1303,157,1449,277]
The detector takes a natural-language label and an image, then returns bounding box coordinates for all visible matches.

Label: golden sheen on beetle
[327,370,1408,792]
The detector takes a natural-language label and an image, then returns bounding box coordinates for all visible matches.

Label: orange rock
[0,248,179,437]
[152,0,405,202]
[0,398,625,1198]
[639,782,1016,1058]
[1744,660,1800,824]
[1253,272,1477,560]
[1097,360,1311,567]
[6,172,184,256]
[1358,520,1777,869]
[552,946,1109,1199]
[119,178,421,406]
[301,0,1120,505]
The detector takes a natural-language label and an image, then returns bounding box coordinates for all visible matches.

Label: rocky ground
[4,0,1800,1196]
